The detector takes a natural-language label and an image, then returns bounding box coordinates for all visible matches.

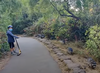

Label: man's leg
[9,42,15,55]
[10,48,14,54]
[12,42,17,53]
[13,48,16,53]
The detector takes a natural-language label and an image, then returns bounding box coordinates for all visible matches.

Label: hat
[8,25,13,28]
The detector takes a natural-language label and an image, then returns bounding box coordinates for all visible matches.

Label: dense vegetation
[0,0,100,61]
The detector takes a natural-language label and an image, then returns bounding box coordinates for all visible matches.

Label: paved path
[0,37,61,73]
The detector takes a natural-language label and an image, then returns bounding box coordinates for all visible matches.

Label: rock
[60,56,71,60]
[64,60,86,73]
[45,42,51,45]
[73,68,86,73]
[82,66,86,69]
[59,40,63,43]
[73,67,81,71]
[67,63,81,69]
[41,39,47,43]
[53,49,61,54]
[57,52,64,56]
[47,45,53,48]
[39,39,42,42]
[64,60,73,64]
[52,46,59,49]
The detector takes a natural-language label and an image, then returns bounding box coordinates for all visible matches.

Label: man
[6,25,19,55]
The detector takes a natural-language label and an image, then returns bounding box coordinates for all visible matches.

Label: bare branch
[50,2,62,15]
[63,1,80,20]
[63,5,80,20]
[50,1,80,20]
[50,2,73,17]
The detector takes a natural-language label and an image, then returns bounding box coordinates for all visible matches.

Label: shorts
[8,42,15,48]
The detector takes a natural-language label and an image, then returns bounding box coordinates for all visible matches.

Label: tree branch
[50,2,74,17]
[63,1,80,20]
[50,1,81,20]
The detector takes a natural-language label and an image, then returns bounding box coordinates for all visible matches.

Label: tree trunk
[75,35,78,41]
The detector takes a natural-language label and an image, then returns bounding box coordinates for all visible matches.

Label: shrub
[86,25,100,60]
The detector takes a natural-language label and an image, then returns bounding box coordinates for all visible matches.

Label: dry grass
[50,40,89,57]
[49,40,100,73]
[0,52,11,71]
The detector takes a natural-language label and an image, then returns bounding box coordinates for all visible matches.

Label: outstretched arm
[8,31,19,39]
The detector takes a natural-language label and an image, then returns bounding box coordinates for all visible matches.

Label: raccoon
[87,57,96,69]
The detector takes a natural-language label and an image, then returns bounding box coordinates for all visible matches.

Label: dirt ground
[49,40,100,73]
[0,52,11,71]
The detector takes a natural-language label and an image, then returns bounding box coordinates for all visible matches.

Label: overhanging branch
[63,5,80,20]
[50,1,81,20]
[50,2,73,17]
[64,1,80,20]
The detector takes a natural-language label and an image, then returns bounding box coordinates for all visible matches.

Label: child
[6,25,19,55]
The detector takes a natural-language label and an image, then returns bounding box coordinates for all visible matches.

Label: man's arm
[8,31,19,38]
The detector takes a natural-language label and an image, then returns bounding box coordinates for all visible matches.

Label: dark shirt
[6,30,18,43]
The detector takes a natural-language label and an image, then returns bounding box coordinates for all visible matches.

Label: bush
[43,29,54,39]
[0,32,10,57]
[12,19,33,34]
[86,25,100,60]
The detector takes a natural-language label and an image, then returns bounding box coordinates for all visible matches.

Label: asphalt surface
[0,37,61,73]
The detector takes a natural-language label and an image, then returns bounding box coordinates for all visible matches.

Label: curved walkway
[0,37,61,73]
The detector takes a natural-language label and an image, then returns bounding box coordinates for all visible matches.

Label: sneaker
[11,52,15,55]
[13,51,19,55]
[13,50,17,53]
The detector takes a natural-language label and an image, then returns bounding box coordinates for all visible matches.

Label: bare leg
[10,48,13,52]
[10,48,14,55]
[13,48,17,53]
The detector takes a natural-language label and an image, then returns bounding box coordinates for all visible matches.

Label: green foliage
[12,19,33,34]
[24,26,35,36]
[56,27,68,39]
[0,32,10,57]
[86,25,100,60]
[43,29,53,39]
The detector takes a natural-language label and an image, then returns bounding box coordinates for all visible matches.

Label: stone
[73,68,86,73]
[64,60,73,64]
[52,46,59,49]
[53,49,61,54]
[60,56,71,60]
[47,45,53,48]
[39,40,42,42]
[42,39,47,43]
[73,67,81,71]
[67,63,81,69]
[45,42,51,45]
[57,52,64,56]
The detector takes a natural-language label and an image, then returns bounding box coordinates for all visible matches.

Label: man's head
[8,25,13,31]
